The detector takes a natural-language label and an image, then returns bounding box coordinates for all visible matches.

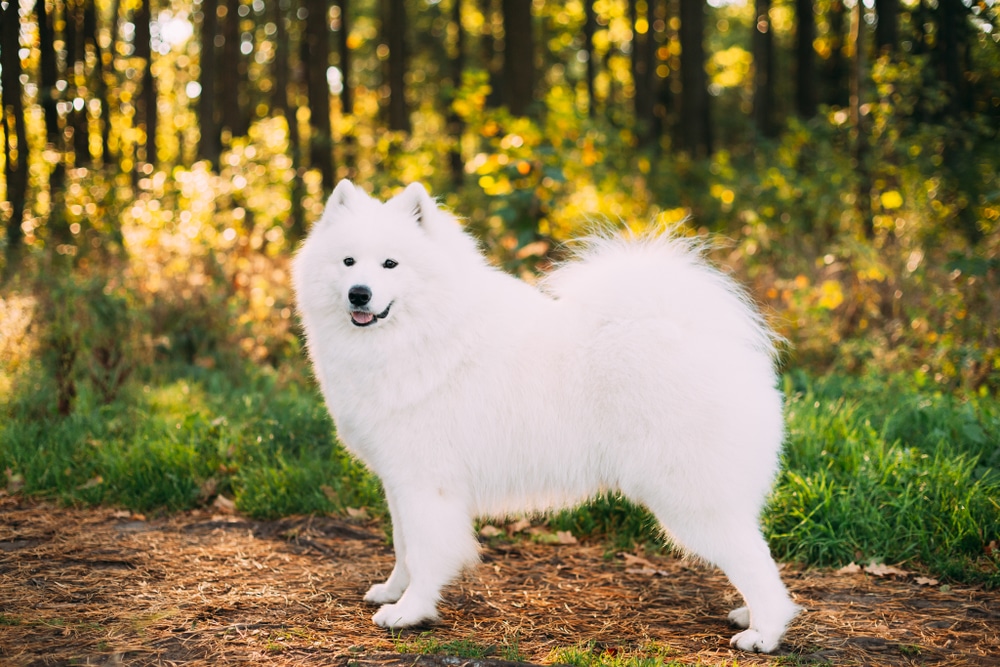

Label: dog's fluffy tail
[541,230,780,360]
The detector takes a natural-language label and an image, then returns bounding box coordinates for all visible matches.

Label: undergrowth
[1,363,997,587]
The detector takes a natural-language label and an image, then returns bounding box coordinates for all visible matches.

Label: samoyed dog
[292,180,799,653]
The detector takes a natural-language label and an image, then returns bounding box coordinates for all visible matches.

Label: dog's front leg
[371,487,479,629]
[364,489,410,604]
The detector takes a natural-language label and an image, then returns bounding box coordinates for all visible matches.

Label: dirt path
[1,497,997,666]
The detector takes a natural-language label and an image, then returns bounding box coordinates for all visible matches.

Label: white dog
[292,180,799,653]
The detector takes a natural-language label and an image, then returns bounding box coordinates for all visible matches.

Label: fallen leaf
[555,530,577,545]
[345,507,368,520]
[836,562,862,574]
[986,540,998,557]
[77,476,103,490]
[213,494,236,514]
[112,510,131,519]
[320,485,338,502]
[914,576,939,586]
[509,518,532,533]
[5,468,24,494]
[199,477,218,501]
[864,561,909,577]
[479,525,503,538]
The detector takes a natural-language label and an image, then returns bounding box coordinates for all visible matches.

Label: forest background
[1,0,999,588]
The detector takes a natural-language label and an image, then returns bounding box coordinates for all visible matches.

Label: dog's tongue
[352,311,375,325]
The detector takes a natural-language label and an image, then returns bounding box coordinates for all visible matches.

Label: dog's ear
[394,182,437,226]
[330,179,359,209]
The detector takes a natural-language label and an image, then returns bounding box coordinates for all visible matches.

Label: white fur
[292,180,800,653]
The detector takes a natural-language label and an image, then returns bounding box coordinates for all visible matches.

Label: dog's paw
[729,629,780,654]
[727,606,751,628]
[364,582,405,605]
[372,600,438,629]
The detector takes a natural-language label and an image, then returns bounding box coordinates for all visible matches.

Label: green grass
[1,363,997,586]
[393,630,526,661]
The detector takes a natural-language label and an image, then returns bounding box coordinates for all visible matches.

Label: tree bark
[135,0,158,168]
[198,0,222,168]
[849,0,872,238]
[678,0,711,157]
[795,0,816,118]
[874,0,898,56]
[2,0,29,269]
[385,0,410,131]
[219,0,248,138]
[448,0,466,186]
[752,0,775,138]
[825,0,848,107]
[303,0,336,190]
[501,0,534,116]
[585,0,597,118]
[337,0,353,114]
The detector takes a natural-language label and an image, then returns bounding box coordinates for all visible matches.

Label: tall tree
[849,0,872,238]
[336,0,353,114]
[386,0,411,131]
[135,0,158,168]
[824,0,849,106]
[303,0,335,189]
[752,0,776,137]
[795,0,816,117]
[935,0,971,115]
[448,0,466,185]
[585,0,597,118]
[677,0,711,156]
[874,0,898,56]
[35,0,72,246]
[66,0,92,166]
[2,0,29,269]
[83,0,111,162]
[220,0,248,138]
[501,0,534,116]
[630,0,657,134]
[198,0,222,168]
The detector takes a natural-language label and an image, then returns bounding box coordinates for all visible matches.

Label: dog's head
[292,180,480,333]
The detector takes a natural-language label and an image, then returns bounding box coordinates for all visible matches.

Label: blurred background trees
[1,0,999,411]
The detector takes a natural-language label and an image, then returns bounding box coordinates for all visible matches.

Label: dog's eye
[343,257,355,267]
[383,259,398,269]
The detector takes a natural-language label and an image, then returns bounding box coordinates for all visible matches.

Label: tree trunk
[825,0,848,107]
[135,0,157,168]
[795,0,816,118]
[274,0,306,238]
[752,0,775,138]
[874,0,898,56]
[386,0,411,131]
[630,0,656,134]
[501,0,534,116]
[448,0,466,186]
[678,0,711,157]
[585,0,597,118]
[66,0,92,166]
[936,0,968,115]
[220,0,248,138]
[337,0,353,114]
[2,0,29,270]
[83,0,111,163]
[849,0,872,238]
[303,0,336,190]
[37,0,61,143]
[198,0,222,168]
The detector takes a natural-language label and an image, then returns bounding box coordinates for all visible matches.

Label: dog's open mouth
[351,303,392,327]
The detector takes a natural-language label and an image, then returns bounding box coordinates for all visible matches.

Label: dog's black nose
[348,285,372,306]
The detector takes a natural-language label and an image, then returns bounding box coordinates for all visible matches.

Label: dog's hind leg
[370,488,479,629]
[364,490,410,604]
[647,502,799,653]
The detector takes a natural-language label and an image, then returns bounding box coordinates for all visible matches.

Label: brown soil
[1,497,998,666]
